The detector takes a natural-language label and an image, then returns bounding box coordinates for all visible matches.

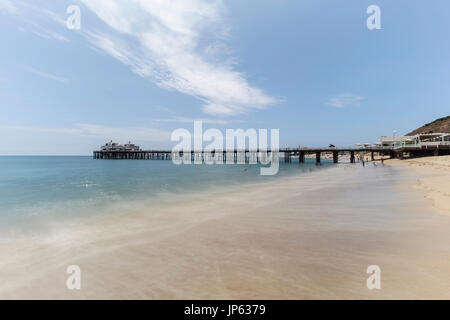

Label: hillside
[407,116,450,135]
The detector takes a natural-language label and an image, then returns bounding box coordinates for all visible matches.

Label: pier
[93,145,450,164]
[94,133,450,164]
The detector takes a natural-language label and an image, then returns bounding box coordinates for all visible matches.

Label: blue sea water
[0,156,332,232]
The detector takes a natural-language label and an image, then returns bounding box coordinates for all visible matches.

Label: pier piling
[350,151,355,163]
[333,151,338,164]
[299,152,305,164]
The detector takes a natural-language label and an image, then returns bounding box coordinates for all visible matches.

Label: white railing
[393,141,450,149]
[421,141,450,148]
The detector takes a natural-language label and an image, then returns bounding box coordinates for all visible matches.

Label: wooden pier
[93,145,450,164]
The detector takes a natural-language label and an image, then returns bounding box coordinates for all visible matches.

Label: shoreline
[0,161,336,241]
[1,163,450,299]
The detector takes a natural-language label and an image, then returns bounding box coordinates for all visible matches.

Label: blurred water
[0,156,333,229]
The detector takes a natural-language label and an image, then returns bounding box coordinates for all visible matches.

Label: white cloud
[75,123,171,142]
[0,125,80,135]
[0,0,17,14]
[152,117,231,125]
[327,93,364,108]
[2,1,68,41]
[0,123,170,141]
[23,25,68,41]
[26,67,70,84]
[0,123,172,155]
[79,0,278,116]
[1,1,279,116]
[41,8,67,26]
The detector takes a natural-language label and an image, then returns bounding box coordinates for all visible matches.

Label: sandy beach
[1,162,450,299]
[386,155,450,216]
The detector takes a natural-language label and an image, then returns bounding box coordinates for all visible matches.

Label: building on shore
[380,133,450,149]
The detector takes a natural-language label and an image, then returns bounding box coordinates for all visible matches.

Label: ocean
[0,156,333,235]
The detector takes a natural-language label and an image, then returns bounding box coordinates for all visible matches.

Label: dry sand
[386,155,450,216]
[1,163,450,299]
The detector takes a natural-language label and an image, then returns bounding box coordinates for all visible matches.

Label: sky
[0,0,449,155]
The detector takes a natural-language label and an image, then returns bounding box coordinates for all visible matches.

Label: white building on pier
[101,141,141,152]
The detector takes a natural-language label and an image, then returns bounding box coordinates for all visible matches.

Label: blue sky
[0,0,449,155]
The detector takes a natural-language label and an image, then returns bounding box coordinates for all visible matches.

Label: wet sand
[1,164,450,299]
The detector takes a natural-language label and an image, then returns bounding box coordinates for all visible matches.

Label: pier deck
[93,145,450,164]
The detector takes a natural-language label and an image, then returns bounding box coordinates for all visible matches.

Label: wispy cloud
[0,123,171,142]
[19,25,68,42]
[2,1,279,116]
[79,0,278,116]
[26,66,69,84]
[0,123,172,154]
[75,123,171,142]
[0,0,17,14]
[1,1,68,41]
[152,117,231,125]
[0,125,79,135]
[327,93,364,108]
